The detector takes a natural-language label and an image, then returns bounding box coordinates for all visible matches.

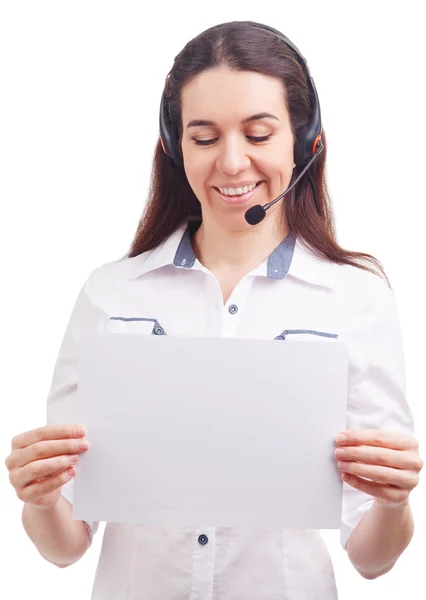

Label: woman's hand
[5,424,89,510]
[334,429,423,507]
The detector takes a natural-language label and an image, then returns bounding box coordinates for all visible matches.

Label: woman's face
[180,66,296,232]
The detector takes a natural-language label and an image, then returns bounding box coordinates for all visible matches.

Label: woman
[5,20,423,599]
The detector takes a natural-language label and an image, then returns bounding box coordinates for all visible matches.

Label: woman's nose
[215,137,251,174]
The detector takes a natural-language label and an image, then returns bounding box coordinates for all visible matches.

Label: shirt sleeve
[340,280,415,550]
[45,272,105,545]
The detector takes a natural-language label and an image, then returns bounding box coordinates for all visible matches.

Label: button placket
[189,528,216,600]
[222,278,253,337]
[222,301,241,336]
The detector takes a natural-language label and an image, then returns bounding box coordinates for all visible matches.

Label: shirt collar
[128,220,336,289]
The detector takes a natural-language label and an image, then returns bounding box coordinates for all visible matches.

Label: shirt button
[228,304,238,314]
[153,326,164,335]
[275,335,284,340]
[198,534,209,545]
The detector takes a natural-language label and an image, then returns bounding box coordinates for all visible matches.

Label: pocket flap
[275,329,338,341]
[106,317,166,335]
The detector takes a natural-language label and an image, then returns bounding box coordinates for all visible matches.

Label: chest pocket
[105,317,166,336]
[274,329,338,341]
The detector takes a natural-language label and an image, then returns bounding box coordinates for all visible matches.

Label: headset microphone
[244,141,323,225]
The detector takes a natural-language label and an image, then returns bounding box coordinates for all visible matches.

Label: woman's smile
[213,181,265,205]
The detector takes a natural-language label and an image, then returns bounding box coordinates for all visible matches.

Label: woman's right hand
[5,424,89,510]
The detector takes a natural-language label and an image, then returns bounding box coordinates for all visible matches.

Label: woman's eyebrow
[186,112,279,129]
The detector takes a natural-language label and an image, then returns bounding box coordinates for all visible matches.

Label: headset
[158,21,324,225]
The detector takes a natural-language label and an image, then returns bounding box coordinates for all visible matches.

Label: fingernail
[335,434,347,443]
[74,426,86,437]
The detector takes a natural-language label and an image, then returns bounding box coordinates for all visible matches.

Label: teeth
[218,183,257,196]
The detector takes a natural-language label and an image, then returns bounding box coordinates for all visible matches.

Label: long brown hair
[125,20,389,286]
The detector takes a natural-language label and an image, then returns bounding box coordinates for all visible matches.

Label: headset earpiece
[160,90,183,166]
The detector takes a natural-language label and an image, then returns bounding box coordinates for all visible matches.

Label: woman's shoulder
[334,259,396,318]
[336,259,391,291]
[79,249,154,306]
[91,252,149,283]
[294,236,393,303]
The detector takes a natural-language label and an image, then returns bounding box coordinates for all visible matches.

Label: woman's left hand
[334,429,423,507]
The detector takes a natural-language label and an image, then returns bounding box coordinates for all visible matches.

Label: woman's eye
[193,135,272,146]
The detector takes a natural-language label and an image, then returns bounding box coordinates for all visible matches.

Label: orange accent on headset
[312,135,322,154]
[160,136,167,155]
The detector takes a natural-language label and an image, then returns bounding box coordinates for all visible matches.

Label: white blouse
[46,222,414,599]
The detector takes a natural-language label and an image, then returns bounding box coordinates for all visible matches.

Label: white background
[1,1,424,598]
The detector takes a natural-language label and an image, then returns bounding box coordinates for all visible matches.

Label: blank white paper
[52,333,349,529]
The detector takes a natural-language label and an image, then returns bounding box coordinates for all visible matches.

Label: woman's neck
[191,215,289,276]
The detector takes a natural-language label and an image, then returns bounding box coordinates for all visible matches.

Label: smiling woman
[179,68,295,233]
[127,21,388,289]
[12,18,420,600]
